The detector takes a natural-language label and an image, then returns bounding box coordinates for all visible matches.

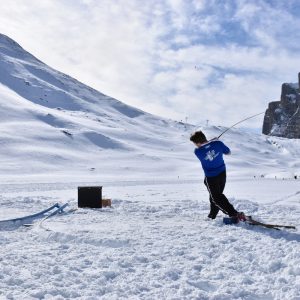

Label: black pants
[204,171,237,218]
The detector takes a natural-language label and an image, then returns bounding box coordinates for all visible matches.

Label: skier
[190,131,246,222]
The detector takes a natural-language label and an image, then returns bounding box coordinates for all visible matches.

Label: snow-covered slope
[0,32,300,184]
[0,33,194,182]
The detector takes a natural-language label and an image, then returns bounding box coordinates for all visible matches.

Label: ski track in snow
[1,180,300,300]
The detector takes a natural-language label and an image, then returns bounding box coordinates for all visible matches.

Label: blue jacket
[194,140,230,177]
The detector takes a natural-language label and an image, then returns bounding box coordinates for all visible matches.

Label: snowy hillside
[1,33,300,183]
[0,33,194,182]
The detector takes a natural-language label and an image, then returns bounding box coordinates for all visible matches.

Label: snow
[1,180,300,299]
[1,33,300,299]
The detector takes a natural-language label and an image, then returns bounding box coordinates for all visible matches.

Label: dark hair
[190,131,207,144]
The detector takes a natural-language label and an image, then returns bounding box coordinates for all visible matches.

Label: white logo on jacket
[205,150,220,161]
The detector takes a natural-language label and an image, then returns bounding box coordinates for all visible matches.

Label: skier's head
[190,131,207,145]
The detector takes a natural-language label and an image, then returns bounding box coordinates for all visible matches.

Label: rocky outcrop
[262,73,300,138]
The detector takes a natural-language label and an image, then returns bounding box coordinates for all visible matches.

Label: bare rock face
[262,73,300,138]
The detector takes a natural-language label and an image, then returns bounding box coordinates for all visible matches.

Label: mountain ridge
[0,33,147,119]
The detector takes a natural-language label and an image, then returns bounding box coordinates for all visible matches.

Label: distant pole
[206,119,209,127]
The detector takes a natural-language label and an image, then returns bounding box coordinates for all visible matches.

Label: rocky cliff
[262,73,300,138]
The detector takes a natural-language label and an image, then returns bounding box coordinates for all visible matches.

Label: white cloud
[0,0,300,129]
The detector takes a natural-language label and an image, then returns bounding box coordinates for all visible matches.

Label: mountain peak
[0,33,36,62]
[0,33,26,51]
[0,33,146,119]
[262,72,300,138]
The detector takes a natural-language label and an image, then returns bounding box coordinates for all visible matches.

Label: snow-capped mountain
[0,33,194,182]
[0,33,299,182]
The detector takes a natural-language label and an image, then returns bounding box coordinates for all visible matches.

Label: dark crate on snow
[78,186,102,208]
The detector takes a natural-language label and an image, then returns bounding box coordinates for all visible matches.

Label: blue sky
[0,0,300,129]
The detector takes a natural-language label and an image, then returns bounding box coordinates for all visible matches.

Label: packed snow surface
[1,179,300,300]
[1,33,300,299]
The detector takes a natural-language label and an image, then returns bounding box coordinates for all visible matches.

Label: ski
[223,216,296,230]
[24,203,69,227]
[41,203,69,222]
[0,203,60,228]
[245,216,296,230]
[223,216,239,225]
